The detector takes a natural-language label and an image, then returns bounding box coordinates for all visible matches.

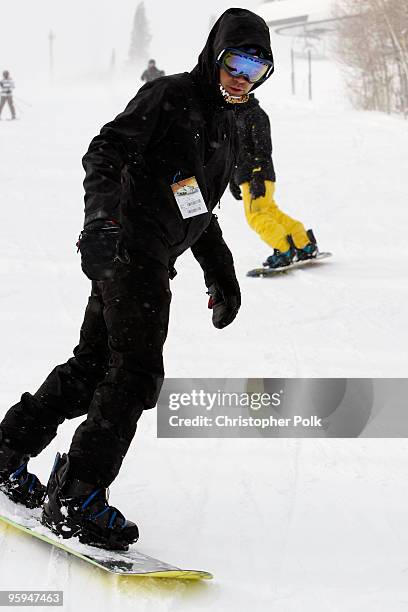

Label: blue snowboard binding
[42,453,139,551]
[0,440,45,509]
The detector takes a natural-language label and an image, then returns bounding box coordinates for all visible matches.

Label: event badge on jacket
[171,177,208,219]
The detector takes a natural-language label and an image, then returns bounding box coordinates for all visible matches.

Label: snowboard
[0,506,212,580]
[247,252,332,277]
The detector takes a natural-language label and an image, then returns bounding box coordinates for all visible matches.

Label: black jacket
[82,8,272,281]
[232,95,276,187]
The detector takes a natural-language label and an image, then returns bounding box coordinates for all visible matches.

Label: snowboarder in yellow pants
[230,95,318,268]
[240,179,310,253]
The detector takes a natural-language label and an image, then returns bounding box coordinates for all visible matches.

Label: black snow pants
[0,255,171,487]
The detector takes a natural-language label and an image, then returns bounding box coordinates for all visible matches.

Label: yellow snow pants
[241,181,309,252]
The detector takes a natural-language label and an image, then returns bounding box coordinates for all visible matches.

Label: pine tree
[128,2,152,67]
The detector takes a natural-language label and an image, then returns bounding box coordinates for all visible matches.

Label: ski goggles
[216,48,274,84]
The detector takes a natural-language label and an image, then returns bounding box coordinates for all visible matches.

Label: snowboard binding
[0,442,46,509]
[262,230,319,270]
[292,229,319,261]
[41,453,139,551]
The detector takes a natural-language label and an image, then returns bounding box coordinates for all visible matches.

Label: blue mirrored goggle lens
[221,50,270,83]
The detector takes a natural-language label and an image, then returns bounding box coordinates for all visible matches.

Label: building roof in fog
[257,0,334,28]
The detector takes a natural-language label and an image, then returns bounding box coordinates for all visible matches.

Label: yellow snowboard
[0,513,212,580]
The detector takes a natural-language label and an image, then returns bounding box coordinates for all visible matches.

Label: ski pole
[15,96,32,108]
[14,101,24,117]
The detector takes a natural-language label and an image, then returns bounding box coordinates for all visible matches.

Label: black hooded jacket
[82,8,272,282]
[232,94,276,187]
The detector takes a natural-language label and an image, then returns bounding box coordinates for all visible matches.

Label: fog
[0,0,259,82]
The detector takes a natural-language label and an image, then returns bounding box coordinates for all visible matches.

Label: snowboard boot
[291,229,318,261]
[263,243,295,269]
[41,453,139,551]
[0,441,46,509]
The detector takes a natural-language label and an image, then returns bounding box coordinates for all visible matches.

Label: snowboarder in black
[230,95,318,268]
[0,9,274,551]
[141,59,165,82]
[0,70,16,120]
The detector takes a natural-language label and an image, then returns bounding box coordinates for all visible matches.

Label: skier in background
[0,70,16,120]
[141,58,165,82]
[230,94,318,268]
[0,9,274,551]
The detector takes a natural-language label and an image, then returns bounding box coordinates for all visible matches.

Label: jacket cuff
[84,211,119,227]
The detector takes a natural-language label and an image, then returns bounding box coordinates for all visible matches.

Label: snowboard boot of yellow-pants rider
[240,180,318,268]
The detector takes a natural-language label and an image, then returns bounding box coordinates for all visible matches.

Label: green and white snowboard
[0,504,212,580]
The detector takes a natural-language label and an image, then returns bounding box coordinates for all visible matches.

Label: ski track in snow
[1,60,408,611]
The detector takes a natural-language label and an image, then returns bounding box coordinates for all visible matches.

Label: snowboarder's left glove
[76,219,130,281]
[249,171,266,199]
[207,277,241,329]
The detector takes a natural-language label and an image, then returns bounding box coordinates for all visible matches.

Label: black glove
[229,179,242,201]
[76,219,130,281]
[249,172,266,199]
[207,276,241,329]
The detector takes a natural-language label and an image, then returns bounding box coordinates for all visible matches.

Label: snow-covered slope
[1,73,408,610]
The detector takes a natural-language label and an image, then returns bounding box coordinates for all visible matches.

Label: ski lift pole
[291,47,296,95]
[49,29,55,82]
[308,49,312,101]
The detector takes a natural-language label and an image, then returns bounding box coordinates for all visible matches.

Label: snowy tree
[127,2,152,68]
[333,0,408,116]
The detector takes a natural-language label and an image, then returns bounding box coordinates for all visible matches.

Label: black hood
[190,8,273,107]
